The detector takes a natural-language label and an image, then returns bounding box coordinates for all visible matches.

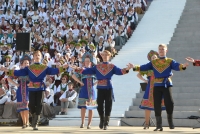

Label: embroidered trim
[87,77,93,100]
[140,75,165,109]
[17,76,29,111]
[28,64,47,77]
[96,63,114,76]
[97,79,107,86]
[28,82,43,88]
[154,78,172,83]
[133,65,140,71]
[8,69,14,76]
[59,67,65,73]
[179,64,184,71]
[78,98,97,107]
[194,60,200,66]
[140,70,153,76]
[152,58,172,73]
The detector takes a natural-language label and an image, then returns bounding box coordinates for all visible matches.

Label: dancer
[136,51,165,129]
[7,55,31,129]
[129,44,189,131]
[73,50,132,130]
[71,52,97,129]
[1,50,67,130]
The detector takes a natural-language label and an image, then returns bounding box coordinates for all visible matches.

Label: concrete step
[169,40,200,46]
[174,27,200,32]
[49,117,120,126]
[171,37,200,42]
[121,118,199,127]
[125,110,200,118]
[132,98,200,106]
[135,93,200,99]
[129,106,200,111]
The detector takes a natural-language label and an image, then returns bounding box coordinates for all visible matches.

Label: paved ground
[0,127,200,134]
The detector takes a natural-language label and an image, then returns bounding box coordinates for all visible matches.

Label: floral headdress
[147,50,158,61]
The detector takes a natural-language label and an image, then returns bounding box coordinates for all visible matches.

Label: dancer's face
[101,51,110,62]
[84,58,91,67]
[22,60,30,68]
[158,46,167,57]
[33,52,42,62]
[151,55,158,61]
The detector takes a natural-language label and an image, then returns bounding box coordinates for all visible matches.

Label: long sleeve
[68,91,77,101]
[171,59,186,71]
[78,66,96,75]
[46,67,65,75]
[134,62,153,72]
[113,65,128,75]
[193,60,200,66]
[8,67,29,77]
[44,95,54,105]
[0,96,8,104]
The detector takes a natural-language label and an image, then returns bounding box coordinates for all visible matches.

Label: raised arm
[71,74,84,86]
[130,62,153,72]
[171,59,188,71]
[113,64,130,75]
[7,77,19,87]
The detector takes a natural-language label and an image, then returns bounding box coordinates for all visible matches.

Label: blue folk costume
[15,55,31,112]
[76,56,129,129]
[138,51,165,110]
[8,64,64,92]
[134,51,186,130]
[8,61,65,130]
[75,52,97,110]
[76,62,128,100]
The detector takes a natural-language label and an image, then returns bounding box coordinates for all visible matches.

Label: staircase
[121,0,200,127]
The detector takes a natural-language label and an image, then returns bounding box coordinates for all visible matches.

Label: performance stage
[0,126,200,134]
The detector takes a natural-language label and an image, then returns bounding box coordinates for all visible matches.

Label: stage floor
[0,126,199,134]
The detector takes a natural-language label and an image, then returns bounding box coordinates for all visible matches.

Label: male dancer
[74,50,131,130]
[130,44,189,131]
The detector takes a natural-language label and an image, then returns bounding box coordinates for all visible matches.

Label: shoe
[32,115,40,131]
[154,116,163,131]
[103,116,110,130]
[99,115,104,129]
[22,125,26,129]
[143,124,149,129]
[80,123,84,128]
[87,125,91,129]
[167,114,175,129]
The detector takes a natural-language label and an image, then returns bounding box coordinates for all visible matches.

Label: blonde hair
[159,44,167,49]
[103,50,111,57]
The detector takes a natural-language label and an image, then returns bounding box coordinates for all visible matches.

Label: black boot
[154,116,163,131]
[167,114,175,129]
[99,115,104,129]
[103,116,110,130]
[33,115,40,130]
[31,113,36,128]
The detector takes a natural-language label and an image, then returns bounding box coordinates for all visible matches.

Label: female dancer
[2,50,67,130]
[7,55,31,129]
[137,50,165,129]
[71,52,97,129]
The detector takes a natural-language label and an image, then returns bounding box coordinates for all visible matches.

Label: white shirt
[43,94,54,105]
[0,94,8,104]
[59,90,77,101]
